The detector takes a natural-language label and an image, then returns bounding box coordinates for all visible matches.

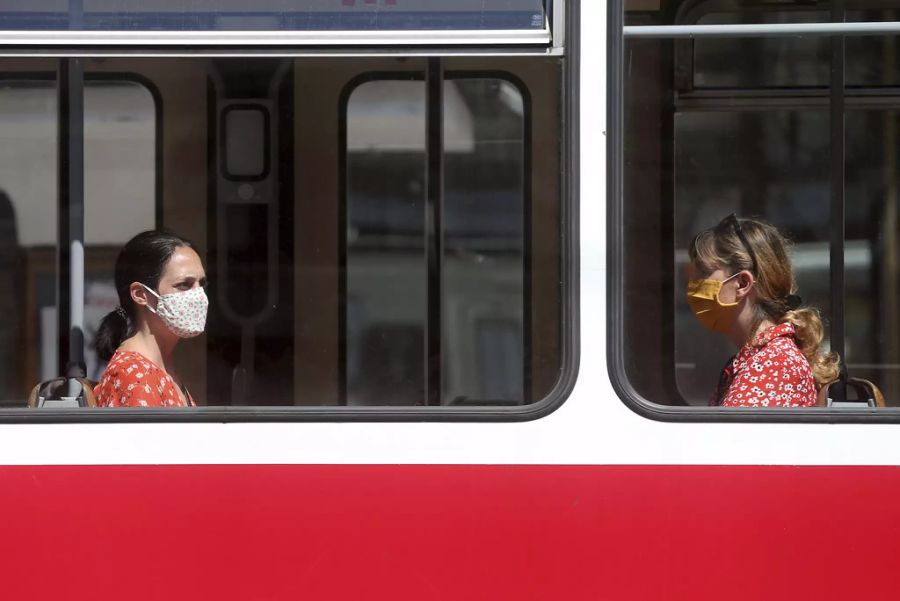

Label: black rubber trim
[0,0,579,423]
[606,0,900,423]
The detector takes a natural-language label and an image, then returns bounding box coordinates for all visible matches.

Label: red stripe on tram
[2,464,899,600]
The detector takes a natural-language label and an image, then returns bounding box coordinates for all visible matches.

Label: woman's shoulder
[107,349,159,371]
[752,325,812,373]
[94,350,167,407]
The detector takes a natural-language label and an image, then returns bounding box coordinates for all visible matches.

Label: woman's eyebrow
[176,275,202,284]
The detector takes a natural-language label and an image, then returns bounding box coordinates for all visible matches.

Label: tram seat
[816,378,885,408]
[27,377,98,408]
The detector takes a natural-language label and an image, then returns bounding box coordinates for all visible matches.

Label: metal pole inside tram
[425,57,444,406]
[57,57,86,380]
[57,0,86,382]
[829,0,847,402]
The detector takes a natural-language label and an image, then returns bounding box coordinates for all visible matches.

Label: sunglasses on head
[723,213,758,276]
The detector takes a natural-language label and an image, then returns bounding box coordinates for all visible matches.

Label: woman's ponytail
[783,307,840,387]
[95,308,130,362]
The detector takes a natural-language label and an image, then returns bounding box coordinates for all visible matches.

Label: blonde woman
[685,214,839,407]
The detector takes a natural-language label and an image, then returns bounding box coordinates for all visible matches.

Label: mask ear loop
[139,283,162,315]
[713,271,742,306]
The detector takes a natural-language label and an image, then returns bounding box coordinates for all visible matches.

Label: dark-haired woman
[93,230,207,407]
[685,214,839,407]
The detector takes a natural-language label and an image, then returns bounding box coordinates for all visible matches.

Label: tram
[1,1,900,599]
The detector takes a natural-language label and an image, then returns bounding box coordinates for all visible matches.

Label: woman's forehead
[163,247,204,278]
[689,260,727,279]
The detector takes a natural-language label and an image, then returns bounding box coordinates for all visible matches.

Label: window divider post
[425,57,444,406]
[57,56,86,380]
[830,0,847,401]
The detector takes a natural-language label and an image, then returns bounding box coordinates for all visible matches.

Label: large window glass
[620,1,900,409]
[0,75,155,406]
[345,75,528,406]
[0,56,563,412]
[0,80,56,407]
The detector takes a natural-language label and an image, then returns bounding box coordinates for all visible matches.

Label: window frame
[609,0,900,421]
[0,0,580,423]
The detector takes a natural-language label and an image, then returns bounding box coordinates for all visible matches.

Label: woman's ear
[130,282,152,308]
[734,270,755,300]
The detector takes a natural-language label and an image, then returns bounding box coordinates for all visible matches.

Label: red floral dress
[711,322,816,407]
[93,350,194,408]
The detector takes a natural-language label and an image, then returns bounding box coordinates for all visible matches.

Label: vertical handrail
[829,0,847,401]
[425,58,444,406]
[57,56,85,379]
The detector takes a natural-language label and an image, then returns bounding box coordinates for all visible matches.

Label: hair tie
[785,294,802,311]
[115,306,128,321]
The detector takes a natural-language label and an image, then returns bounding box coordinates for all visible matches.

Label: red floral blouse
[711,322,816,408]
[93,350,194,408]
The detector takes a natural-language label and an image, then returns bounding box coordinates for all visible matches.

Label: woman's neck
[727,306,775,349]
[119,320,179,376]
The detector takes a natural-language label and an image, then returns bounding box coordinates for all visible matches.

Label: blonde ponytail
[783,307,840,388]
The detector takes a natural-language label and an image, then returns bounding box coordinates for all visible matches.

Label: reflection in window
[444,79,525,405]
[345,77,526,406]
[346,79,426,406]
[0,78,155,405]
[83,81,156,381]
[691,10,900,89]
[846,110,900,401]
[0,81,56,406]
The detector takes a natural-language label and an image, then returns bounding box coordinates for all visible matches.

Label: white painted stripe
[1,3,899,469]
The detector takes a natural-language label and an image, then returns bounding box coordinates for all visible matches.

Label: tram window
[0,56,562,413]
[0,76,155,406]
[345,75,530,406]
[619,2,900,409]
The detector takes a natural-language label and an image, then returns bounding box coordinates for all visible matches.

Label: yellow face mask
[685,272,741,333]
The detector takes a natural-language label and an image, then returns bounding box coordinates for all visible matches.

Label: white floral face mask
[141,284,208,338]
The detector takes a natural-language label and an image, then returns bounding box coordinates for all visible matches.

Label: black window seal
[609,0,900,422]
[0,0,579,423]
